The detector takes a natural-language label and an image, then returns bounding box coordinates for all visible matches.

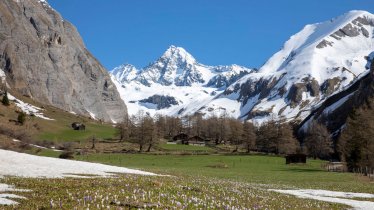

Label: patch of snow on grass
[0,149,156,178]
[7,94,54,121]
[0,184,29,205]
[13,139,63,151]
[0,69,5,83]
[87,110,97,120]
[270,189,374,210]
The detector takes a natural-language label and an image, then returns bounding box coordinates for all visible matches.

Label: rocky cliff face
[0,0,126,122]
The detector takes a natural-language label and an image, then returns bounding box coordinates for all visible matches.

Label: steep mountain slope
[200,10,374,122]
[111,46,253,116]
[0,0,126,122]
[299,54,374,137]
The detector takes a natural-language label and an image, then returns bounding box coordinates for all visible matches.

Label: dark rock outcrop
[206,70,250,89]
[320,77,341,95]
[139,95,179,110]
[0,0,126,122]
[286,77,320,107]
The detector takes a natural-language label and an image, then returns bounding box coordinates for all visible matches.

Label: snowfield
[0,149,155,178]
[270,189,374,210]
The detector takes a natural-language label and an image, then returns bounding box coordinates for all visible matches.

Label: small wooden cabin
[188,136,206,146]
[324,162,347,172]
[285,154,306,164]
[172,133,189,144]
[71,122,86,131]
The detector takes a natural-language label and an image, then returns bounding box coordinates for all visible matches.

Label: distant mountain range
[110,46,253,116]
[1,0,374,133]
[111,10,374,128]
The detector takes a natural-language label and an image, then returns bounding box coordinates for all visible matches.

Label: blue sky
[48,0,374,70]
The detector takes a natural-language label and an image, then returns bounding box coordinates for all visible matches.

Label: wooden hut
[172,133,189,144]
[188,136,206,146]
[285,154,306,164]
[71,122,86,131]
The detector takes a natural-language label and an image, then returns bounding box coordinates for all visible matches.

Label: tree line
[117,111,334,159]
[338,101,374,171]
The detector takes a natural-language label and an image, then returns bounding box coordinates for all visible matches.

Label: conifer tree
[339,106,374,170]
[2,91,10,106]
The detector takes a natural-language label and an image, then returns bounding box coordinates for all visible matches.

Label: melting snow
[270,189,374,210]
[0,149,156,178]
[0,69,5,83]
[87,110,97,120]
[0,184,29,205]
[7,94,54,121]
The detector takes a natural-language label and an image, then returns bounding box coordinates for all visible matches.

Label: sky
[47,0,374,70]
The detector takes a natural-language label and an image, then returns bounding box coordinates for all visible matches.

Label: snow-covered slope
[200,10,374,123]
[111,46,253,116]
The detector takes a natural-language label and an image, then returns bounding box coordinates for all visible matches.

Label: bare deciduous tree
[304,120,332,159]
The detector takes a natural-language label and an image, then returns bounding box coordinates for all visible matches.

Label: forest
[117,106,374,171]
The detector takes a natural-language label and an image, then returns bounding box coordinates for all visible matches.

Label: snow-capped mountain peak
[160,45,197,65]
[204,10,374,124]
[260,10,374,76]
[112,46,252,87]
[110,46,253,116]
[111,64,138,84]
[139,45,206,86]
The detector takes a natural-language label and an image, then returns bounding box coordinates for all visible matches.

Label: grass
[75,153,374,194]
[0,91,119,143]
[37,123,117,142]
[159,143,215,152]
[36,149,62,158]
[30,101,118,143]
[2,148,372,209]
[1,175,346,210]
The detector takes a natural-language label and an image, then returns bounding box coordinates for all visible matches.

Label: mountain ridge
[202,10,374,123]
[110,46,253,116]
[111,10,374,125]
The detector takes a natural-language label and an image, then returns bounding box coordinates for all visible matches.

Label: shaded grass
[159,143,215,152]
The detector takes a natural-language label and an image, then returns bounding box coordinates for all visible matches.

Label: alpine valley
[1,1,374,209]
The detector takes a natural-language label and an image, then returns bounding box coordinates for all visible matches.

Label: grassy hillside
[0,91,118,143]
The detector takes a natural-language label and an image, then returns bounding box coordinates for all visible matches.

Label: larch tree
[304,120,332,159]
[228,118,243,152]
[242,121,256,153]
[117,112,131,142]
[276,120,299,154]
